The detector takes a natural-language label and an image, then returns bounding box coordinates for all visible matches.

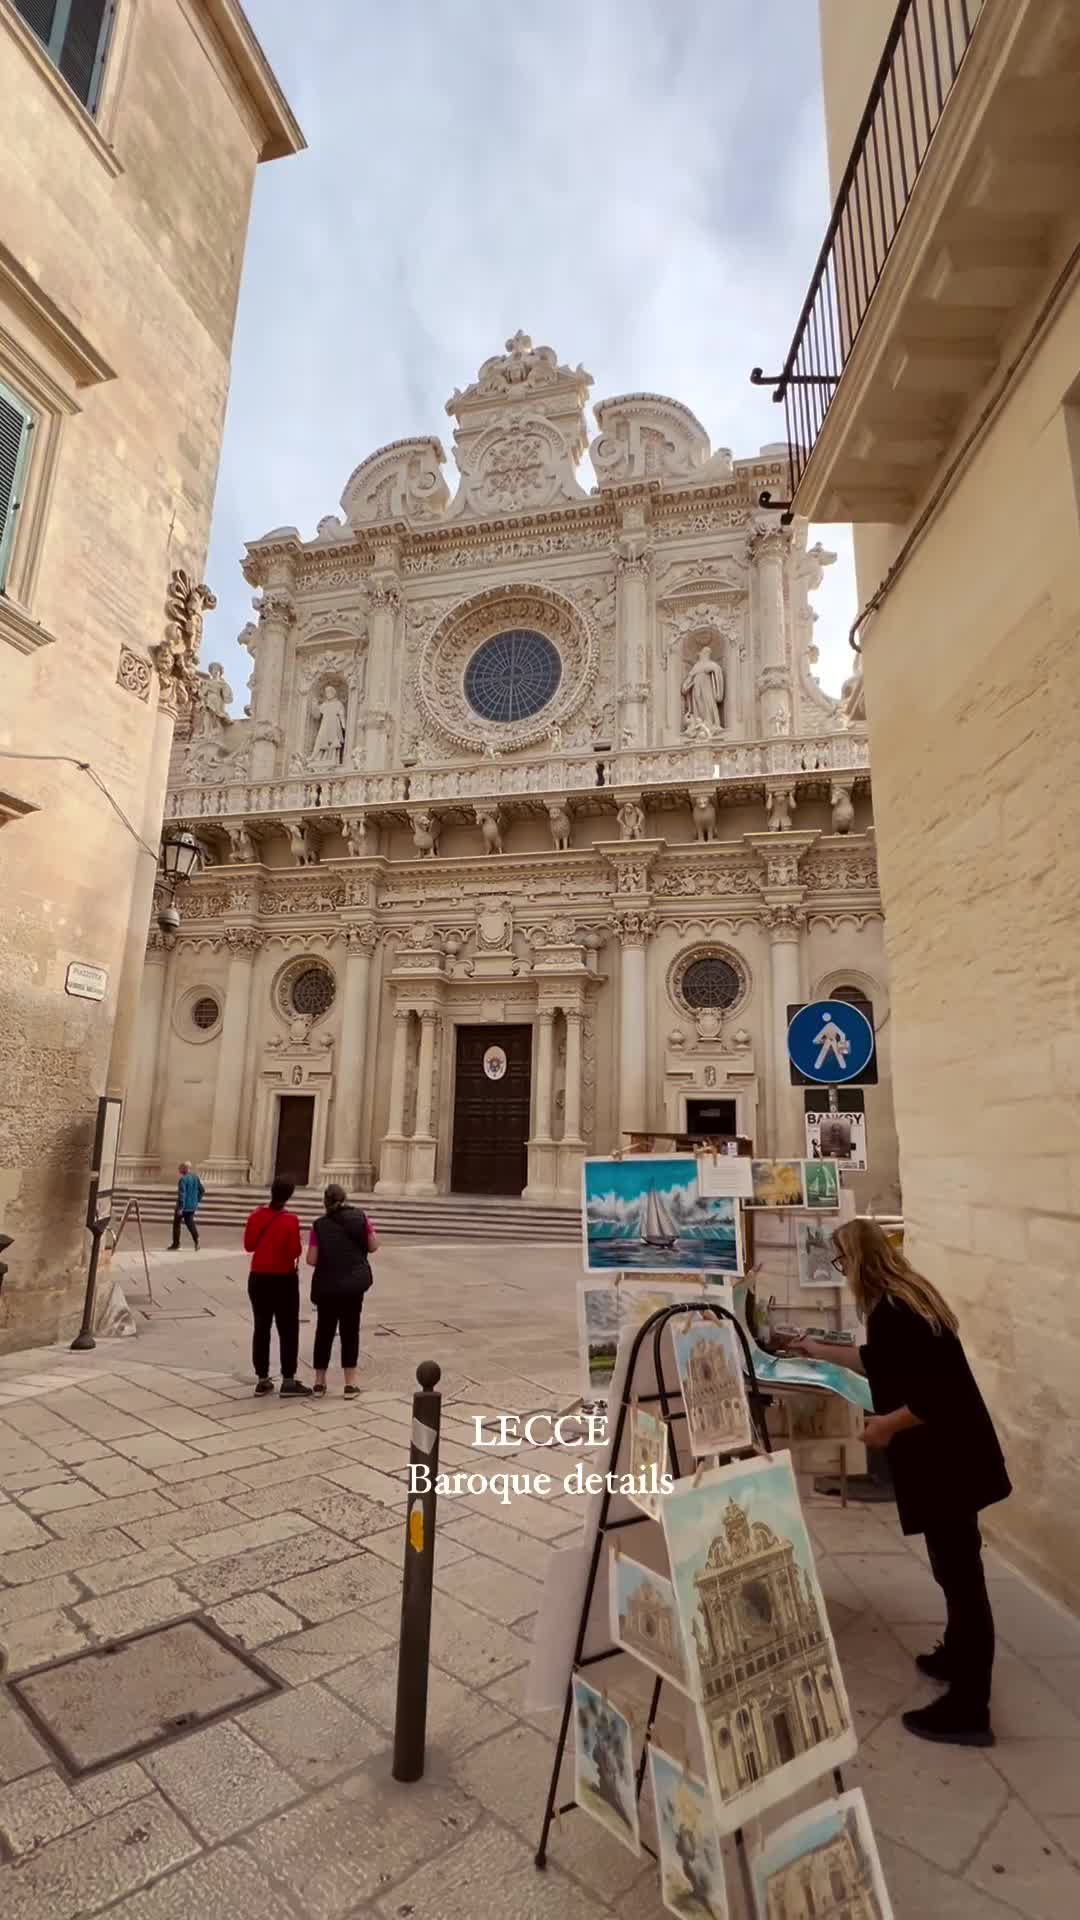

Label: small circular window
[290,965,335,1017]
[464,629,562,724]
[681,957,742,1011]
[191,995,220,1031]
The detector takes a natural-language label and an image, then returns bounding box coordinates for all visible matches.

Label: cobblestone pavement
[1,1242,1079,1918]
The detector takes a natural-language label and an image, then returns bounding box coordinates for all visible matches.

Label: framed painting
[573,1674,641,1855]
[749,1789,894,1920]
[583,1158,744,1276]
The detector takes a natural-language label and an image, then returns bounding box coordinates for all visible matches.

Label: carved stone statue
[194,661,232,738]
[153,568,217,707]
[766,785,796,833]
[546,799,572,851]
[681,643,725,733]
[310,684,347,768]
[412,810,440,858]
[476,807,503,855]
[617,799,645,841]
[343,815,368,858]
[225,823,256,864]
[691,793,718,843]
[837,665,867,726]
[830,782,855,835]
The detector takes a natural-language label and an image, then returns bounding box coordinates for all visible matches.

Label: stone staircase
[116,1184,579,1244]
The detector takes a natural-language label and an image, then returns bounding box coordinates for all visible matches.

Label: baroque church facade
[120,333,895,1205]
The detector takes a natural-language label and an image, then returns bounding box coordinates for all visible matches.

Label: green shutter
[13,0,114,113]
[0,383,35,593]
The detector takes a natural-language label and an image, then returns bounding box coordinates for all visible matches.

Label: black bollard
[392,1359,442,1783]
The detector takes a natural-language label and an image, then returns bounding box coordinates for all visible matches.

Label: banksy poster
[749,1788,894,1920]
[661,1451,855,1832]
[583,1157,745,1276]
[573,1674,641,1855]
[650,1744,730,1920]
[609,1549,693,1696]
[672,1317,753,1459]
[805,1108,868,1171]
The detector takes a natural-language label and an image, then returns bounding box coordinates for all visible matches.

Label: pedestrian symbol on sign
[813,1014,851,1073]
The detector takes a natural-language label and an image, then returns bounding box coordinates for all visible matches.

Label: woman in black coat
[796,1218,1011,1747]
[305,1184,378,1398]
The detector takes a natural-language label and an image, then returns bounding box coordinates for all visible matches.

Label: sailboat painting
[583,1158,744,1275]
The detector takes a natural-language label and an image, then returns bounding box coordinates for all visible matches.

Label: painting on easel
[583,1157,744,1276]
[649,1743,729,1920]
[749,1788,894,1920]
[572,1675,641,1855]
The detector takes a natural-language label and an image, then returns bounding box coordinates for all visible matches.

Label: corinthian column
[206,928,260,1180]
[751,524,790,736]
[534,1011,555,1144]
[617,913,654,1135]
[615,539,651,747]
[563,1008,584,1143]
[365,558,400,769]
[324,924,376,1185]
[250,590,296,781]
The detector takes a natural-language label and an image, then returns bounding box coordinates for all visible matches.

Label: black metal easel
[534,1296,844,1909]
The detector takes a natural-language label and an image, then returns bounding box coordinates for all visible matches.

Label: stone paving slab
[1,1242,1080,1919]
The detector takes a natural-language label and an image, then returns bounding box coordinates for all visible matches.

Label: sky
[201,0,857,711]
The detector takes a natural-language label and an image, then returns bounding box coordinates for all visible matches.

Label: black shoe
[902,1694,994,1748]
[279,1378,313,1396]
[915,1641,952,1683]
[168,1244,180,1252]
[343,1384,361,1399]
[255,1379,275,1396]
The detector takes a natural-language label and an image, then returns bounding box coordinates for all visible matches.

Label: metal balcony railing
[751,0,985,508]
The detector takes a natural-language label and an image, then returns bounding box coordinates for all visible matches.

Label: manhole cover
[11,1617,280,1774]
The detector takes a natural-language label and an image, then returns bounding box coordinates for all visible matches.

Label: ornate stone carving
[340,437,450,527]
[416,583,598,755]
[690,793,719,843]
[615,862,648,894]
[591,393,715,486]
[283,821,322,866]
[682,643,725,734]
[766,783,797,832]
[838,664,867,727]
[652,865,759,898]
[412,810,440,858]
[225,824,257,864]
[617,799,645,841]
[764,904,806,938]
[153,569,217,708]
[667,945,749,1019]
[193,662,233,740]
[116,647,152,702]
[223,925,261,955]
[476,806,503,854]
[343,923,379,953]
[614,912,656,947]
[803,854,879,891]
[546,798,572,850]
[452,330,588,401]
[341,814,368,857]
[476,898,514,952]
[830,781,855,835]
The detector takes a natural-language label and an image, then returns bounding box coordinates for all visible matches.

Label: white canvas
[749,1788,894,1920]
[696,1155,754,1200]
[649,1743,730,1920]
[672,1316,754,1459]
[609,1548,692,1695]
[661,1451,856,1833]
[573,1674,641,1855]
[583,1157,745,1276]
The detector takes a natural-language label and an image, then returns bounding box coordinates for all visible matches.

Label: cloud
[201,1,856,705]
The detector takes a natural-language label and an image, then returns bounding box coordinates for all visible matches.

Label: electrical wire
[0,750,161,861]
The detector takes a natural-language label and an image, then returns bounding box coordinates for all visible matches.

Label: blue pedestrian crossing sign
[787,999,875,1085]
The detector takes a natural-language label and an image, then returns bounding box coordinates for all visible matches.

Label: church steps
[117,1186,579,1243]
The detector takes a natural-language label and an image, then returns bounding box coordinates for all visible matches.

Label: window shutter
[0,384,34,593]
[13,2,60,47]
[59,0,113,110]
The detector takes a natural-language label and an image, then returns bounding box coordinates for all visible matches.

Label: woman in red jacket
[243,1179,312,1398]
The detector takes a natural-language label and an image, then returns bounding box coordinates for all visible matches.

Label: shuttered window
[13,0,114,112]
[0,382,35,593]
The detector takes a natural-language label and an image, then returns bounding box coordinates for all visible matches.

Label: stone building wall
[0,2,302,1351]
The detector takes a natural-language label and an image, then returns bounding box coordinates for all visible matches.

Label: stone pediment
[340,438,450,528]
[591,393,734,489]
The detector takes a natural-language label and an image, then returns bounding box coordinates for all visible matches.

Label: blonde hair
[831,1219,958,1335]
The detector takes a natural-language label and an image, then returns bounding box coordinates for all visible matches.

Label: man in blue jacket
[170,1163,204,1251]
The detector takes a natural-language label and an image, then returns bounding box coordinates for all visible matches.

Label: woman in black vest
[305,1184,377,1397]
[795,1218,1011,1747]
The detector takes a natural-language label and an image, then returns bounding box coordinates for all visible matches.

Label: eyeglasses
[831,1256,846,1272]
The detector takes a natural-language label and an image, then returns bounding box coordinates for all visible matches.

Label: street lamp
[157,828,203,931]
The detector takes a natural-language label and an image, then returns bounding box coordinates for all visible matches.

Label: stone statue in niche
[830,782,855,834]
[617,799,645,841]
[766,785,797,832]
[546,799,572,851]
[412,810,440,858]
[476,807,503,855]
[310,684,347,768]
[681,643,725,734]
[194,662,233,738]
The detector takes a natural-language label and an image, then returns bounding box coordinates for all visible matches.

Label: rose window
[463,630,562,724]
[290,966,336,1017]
[681,957,742,1011]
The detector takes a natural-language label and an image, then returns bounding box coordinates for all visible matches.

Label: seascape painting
[661,1452,855,1832]
[609,1550,691,1692]
[649,1745,729,1920]
[750,1789,894,1920]
[573,1674,641,1854]
[583,1158,744,1276]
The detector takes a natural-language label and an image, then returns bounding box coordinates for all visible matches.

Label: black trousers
[313,1298,362,1371]
[924,1513,995,1710]
[248,1272,300,1380]
[171,1209,199,1248]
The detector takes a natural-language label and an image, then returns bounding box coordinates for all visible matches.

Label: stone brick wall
[0,4,296,1350]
